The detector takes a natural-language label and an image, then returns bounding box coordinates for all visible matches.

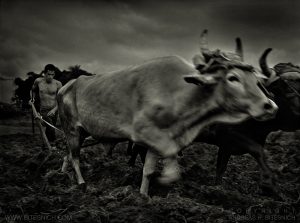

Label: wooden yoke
[29,101,52,150]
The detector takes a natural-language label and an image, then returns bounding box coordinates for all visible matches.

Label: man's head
[44,64,56,83]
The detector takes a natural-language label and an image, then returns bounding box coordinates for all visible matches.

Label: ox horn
[235,37,244,61]
[200,29,209,52]
[259,48,273,78]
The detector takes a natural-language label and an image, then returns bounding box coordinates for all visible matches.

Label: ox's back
[59,56,198,139]
[76,56,196,105]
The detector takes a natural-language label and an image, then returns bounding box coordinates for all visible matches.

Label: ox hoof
[78,183,87,192]
[158,172,180,185]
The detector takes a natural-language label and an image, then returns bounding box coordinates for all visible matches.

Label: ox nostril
[264,103,273,111]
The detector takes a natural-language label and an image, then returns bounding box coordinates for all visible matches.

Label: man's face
[45,70,55,83]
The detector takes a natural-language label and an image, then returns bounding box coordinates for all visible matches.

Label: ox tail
[57,79,76,96]
[57,78,77,107]
[56,79,77,130]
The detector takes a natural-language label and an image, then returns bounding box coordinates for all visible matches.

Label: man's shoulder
[35,77,44,83]
[33,77,44,86]
[53,79,62,86]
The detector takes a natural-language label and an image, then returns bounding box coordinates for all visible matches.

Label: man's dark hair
[44,64,56,72]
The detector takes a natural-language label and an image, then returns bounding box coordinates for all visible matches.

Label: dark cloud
[0,0,299,102]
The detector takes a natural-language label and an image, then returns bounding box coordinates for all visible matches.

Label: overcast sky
[0,0,299,102]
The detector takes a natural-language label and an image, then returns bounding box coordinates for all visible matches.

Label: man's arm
[31,78,40,102]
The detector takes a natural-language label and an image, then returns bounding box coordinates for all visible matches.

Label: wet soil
[0,113,299,222]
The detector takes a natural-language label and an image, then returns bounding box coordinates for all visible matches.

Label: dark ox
[57,55,277,195]
[210,48,300,189]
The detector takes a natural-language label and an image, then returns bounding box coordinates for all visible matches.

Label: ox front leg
[159,156,180,184]
[134,121,181,186]
[140,150,158,195]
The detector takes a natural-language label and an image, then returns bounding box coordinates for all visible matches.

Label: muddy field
[0,111,299,222]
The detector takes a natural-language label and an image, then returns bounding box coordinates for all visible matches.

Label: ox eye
[228,76,240,82]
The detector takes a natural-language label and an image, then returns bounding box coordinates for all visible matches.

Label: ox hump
[143,56,196,76]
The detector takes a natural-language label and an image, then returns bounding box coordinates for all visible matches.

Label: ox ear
[184,74,219,85]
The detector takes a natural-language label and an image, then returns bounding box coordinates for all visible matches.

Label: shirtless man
[31,64,62,143]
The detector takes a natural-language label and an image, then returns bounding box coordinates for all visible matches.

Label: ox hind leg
[63,127,88,190]
[140,150,158,195]
[228,133,274,187]
[128,143,147,167]
[236,140,278,196]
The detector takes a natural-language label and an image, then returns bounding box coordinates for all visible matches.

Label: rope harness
[30,102,101,148]
[34,114,65,133]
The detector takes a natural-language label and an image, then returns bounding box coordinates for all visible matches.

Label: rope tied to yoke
[33,113,65,134]
[30,101,101,148]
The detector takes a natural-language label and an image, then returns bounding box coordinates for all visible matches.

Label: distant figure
[31,64,62,143]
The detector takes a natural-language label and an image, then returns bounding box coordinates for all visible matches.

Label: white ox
[57,56,277,195]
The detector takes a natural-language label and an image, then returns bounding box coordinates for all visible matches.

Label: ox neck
[184,99,225,130]
[173,86,249,148]
[173,90,223,134]
[173,101,225,148]
[181,84,225,124]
